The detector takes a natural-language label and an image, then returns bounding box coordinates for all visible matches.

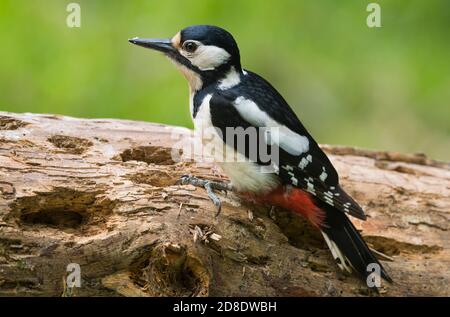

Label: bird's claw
[177,174,196,186]
[177,174,231,217]
[204,181,222,217]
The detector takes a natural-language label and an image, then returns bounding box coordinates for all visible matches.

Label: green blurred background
[0,0,449,160]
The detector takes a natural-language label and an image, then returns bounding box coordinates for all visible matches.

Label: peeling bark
[0,112,448,296]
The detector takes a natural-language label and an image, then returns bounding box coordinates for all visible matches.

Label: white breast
[193,94,279,193]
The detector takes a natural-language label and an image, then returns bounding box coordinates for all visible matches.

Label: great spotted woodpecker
[129,25,392,286]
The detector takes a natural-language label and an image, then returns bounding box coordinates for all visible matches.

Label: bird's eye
[183,41,198,53]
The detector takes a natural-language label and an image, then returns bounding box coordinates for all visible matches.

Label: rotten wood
[0,112,448,296]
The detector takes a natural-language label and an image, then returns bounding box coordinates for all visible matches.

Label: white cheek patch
[183,45,231,71]
[233,97,310,156]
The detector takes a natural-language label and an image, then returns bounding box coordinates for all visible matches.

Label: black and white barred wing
[210,83,366,220]
[278,164,366,220]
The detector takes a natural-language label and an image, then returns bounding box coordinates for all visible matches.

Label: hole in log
[130,243,209,296]
[118,146,176,165]
[9,188,114,235]
[20,209,84,229]
[126,170,178,187]
[0,116,29,130]
[47,135,93,154]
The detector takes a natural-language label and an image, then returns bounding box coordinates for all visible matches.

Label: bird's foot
[177,174,233,217]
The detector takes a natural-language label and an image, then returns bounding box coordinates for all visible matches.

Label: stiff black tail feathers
[319,204,393,286]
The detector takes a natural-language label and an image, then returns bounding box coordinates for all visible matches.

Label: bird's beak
[128,37,176,54]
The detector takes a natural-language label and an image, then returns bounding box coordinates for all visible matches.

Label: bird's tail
[319,204,392,286]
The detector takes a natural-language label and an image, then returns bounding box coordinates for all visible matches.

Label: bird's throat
[171,60,203,92]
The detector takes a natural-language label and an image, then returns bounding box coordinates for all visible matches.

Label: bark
[0,112,448,297]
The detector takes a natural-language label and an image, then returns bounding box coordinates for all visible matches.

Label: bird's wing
[208,72,366,220]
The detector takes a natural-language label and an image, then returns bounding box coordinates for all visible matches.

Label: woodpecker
[129,25,392,286]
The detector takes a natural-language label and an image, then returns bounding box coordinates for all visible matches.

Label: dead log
[0,112,448,296]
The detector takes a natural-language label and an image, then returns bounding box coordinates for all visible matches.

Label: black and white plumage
[129,25,392,285]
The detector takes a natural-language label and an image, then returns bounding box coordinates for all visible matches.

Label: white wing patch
[233,97,310,156]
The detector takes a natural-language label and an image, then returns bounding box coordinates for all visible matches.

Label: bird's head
[129,25,241,91]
